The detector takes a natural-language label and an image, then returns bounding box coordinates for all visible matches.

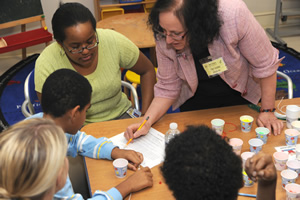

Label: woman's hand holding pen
[111,148,144,171]
[124,117,151,140]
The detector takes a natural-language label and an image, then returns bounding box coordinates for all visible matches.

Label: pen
[238,193,256,198]
[126,116,149,146]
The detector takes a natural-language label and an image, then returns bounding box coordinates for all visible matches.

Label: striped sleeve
[67,131,116,160]
[59,188,122,200]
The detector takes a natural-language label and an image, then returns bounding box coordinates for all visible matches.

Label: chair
[101,7,124,20]
[21,70,140,117]
[143,0,155,13]
[277,70,293,99]
[21,70,39,117]
[121,80,140,111]
[123,67,157,99]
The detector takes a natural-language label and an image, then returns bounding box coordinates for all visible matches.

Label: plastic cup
[292,121,300,132]
[281,169,298,189]
[242,170,254,187]
[285,183,300,199]
[229,138,243,155]
[286,105,300,128]
[285,129,300,146]
[255,127,270,144]
[273,151,289,171]
[211,118,225,135]
[287,160,300,176]
[240,115,254,132]
[296,144,300,160]
[113,158,128,178]
[248,138,263,154]
[241,151,255,169]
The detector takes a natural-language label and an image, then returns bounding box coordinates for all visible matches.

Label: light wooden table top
[82,98,300,200]
[96,13,155,49]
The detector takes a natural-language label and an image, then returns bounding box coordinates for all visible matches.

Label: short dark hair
[148,0,222,57]
[162,125,243,200]
[41,69,92,118]
[52,2,96,43]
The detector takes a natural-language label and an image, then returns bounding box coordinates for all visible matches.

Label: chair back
[21,70,39,117]
[21,71,140,117]
[277,70,293,99]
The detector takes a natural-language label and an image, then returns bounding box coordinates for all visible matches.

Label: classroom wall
[41,0,95,34]
[244,0,300,28]
[0,0,300,57]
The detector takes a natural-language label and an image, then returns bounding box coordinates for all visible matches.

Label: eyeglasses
[156,29,187,41]
[63,33,99,54]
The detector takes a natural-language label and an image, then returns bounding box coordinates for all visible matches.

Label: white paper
[109,128,165,168]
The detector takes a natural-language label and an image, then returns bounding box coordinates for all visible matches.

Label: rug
[0,54,41,131]
[273,42,300,99]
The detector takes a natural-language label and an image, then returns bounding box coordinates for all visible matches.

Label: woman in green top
[35,2,156,124]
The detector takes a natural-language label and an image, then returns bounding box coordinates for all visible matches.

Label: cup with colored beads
[248,138,263,154]
[287,160,300,176]
[241,151,255,169]
[211,118,225,136]
[273,151,289,171]
[285,183,300,199]
[285,129,300,146]
[240,115,254,133]
[281,169,298,189]
[113,158,128,178]
[255,127,270,144]
[242,170,254,187]
[229,138,243,155]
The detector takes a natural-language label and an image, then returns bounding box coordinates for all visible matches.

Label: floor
[0,34,299,75]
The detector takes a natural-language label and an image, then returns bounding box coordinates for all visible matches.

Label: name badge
[202,57,228,78]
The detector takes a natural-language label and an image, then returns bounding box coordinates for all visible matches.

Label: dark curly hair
[41,69,92,118]
[148,0,222,56]
[162,125,243,200]
[52,2,96,43]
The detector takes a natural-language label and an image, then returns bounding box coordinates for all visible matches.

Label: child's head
[0,118,68,200]
[41,69,92,118]
[162,125,243,200]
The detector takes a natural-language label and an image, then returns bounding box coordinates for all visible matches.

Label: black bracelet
[260,108,276,113]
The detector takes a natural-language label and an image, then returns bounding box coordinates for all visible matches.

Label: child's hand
[111,148,143,171]
[245,152,277,183]
[115,167,153,197]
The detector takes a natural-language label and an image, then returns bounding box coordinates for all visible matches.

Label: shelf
[0,28,52,54]
[94,0,156,20]
[266,0,300,45]
[101,0,155,8]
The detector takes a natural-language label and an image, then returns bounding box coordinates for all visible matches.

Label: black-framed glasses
[63,33,99,54]
[155,29,187,41]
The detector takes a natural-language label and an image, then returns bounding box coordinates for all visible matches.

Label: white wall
[41,0,95,34]
[244,0,300,28]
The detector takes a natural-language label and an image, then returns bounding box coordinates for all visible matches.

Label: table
[96,13,156,65]
[97,13,155,49]
[82,98,300,200]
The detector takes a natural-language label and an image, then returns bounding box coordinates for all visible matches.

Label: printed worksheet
[109,128,165,168]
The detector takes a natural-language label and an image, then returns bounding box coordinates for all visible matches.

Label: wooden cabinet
[94,0,156,20]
